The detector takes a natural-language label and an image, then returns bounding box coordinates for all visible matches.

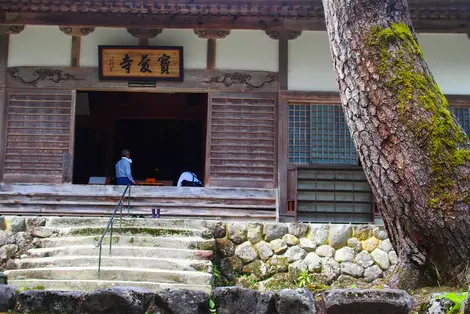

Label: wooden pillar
[0,34,9,182]
[266,30,302,220]
[0,25,23,182]
[59,26,95,67]
[194,30,230,70]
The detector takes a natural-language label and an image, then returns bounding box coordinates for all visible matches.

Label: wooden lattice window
[451,107,470,136]
[289,103,357,165]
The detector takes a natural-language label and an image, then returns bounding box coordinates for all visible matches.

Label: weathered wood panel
[207,93,277,188]
[6,67,278,93]
[3,89,75,184]
[296,167,373,223]
[0,184,277,221]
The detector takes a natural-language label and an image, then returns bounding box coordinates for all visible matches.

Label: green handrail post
[127,185,131,216]
[98,244,102,280]
[96,185,131,280]
[109,220,113,256]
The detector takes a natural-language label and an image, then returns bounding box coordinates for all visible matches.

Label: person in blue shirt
[115,149,136,185]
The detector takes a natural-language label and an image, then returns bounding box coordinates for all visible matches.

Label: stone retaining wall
[213,222,397,286]
[0,285,413,314]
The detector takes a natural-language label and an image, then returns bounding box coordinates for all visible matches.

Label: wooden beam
[0,34,9,182]
[6,67,279,93]
[280,90,341,103]
[278,32,288,90]
[71,36,81,67]
[207,39,216,71]
[277,98,288,219]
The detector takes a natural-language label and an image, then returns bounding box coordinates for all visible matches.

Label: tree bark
[322,0,470,289]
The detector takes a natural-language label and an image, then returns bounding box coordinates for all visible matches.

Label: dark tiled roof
[0,1,320,17]
[0,1,468,18]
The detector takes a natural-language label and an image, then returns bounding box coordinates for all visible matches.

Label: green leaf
[209,299,215,309]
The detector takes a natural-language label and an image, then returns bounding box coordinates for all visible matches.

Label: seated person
[115,149,136,185]
[177,168,202,187]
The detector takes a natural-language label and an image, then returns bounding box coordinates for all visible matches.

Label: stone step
[45,217,213,230]
[5,267,212,285]
[8,279,212,293]
[8,256,212,272]
[34,236,215,250]
[48,226,207,238]
[27,246,213,260]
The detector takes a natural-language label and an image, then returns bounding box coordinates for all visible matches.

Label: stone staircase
[4,217,215,292]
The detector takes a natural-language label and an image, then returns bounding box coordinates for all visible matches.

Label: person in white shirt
[177,169,202,187]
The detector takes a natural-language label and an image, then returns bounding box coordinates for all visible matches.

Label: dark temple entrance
[72,91,207,185]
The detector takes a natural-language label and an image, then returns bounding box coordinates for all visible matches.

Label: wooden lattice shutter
[207,93,277,188]
[2,89,75,183]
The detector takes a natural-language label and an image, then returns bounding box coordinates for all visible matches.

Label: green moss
[195,241,215,251]
[129,236,134,244]
[305,282,329,294]
[18,285,45,292]
[70,227,195,237]
[367,22,470,209]
[262,273,297,291]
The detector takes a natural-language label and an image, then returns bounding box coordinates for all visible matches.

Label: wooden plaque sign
[98,45,183,81]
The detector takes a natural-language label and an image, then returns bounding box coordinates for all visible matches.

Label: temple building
[0,0,469,223]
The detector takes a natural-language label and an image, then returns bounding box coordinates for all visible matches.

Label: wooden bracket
[127,28,163,39]
[58,27,95,68]
[194,30,230,39]
[0,25,25,35]
[127,28,162,45]
[59,26,95,36]
[193,30,230,71]
[265,30,302,40]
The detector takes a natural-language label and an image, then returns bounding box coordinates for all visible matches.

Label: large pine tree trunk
[322,0,470,289]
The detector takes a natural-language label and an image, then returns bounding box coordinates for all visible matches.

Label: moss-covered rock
[247,223,264,244]
[235,241,258,263]
[216,238,235,257]
[220,256,243,282]
[266,255,289,275]
[227,223,248,245]
[269,239,288,255]
[243,260,268,280]
[361,237,379,252]
[354,226,374,241]
[260,273,297,291]
[282,234,300,246]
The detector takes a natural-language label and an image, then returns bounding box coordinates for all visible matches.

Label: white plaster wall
[216,30,278,71]
[80,28,138,67]
[288,31,337,92]
[418,33,470,95]
[288,31,470,95]
[149,29,206,69]
[8,26,71,67]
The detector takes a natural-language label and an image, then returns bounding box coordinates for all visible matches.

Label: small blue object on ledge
[151,208,161,219]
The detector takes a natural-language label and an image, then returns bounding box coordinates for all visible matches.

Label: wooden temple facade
[0,0,469,222]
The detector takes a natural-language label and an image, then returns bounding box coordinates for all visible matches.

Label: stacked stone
[0,217,48,266]
[215,222,398,284]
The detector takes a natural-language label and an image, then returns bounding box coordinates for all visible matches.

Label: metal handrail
[96,185,131,279]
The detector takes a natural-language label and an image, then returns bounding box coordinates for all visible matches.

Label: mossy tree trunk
[322,0,470,289]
